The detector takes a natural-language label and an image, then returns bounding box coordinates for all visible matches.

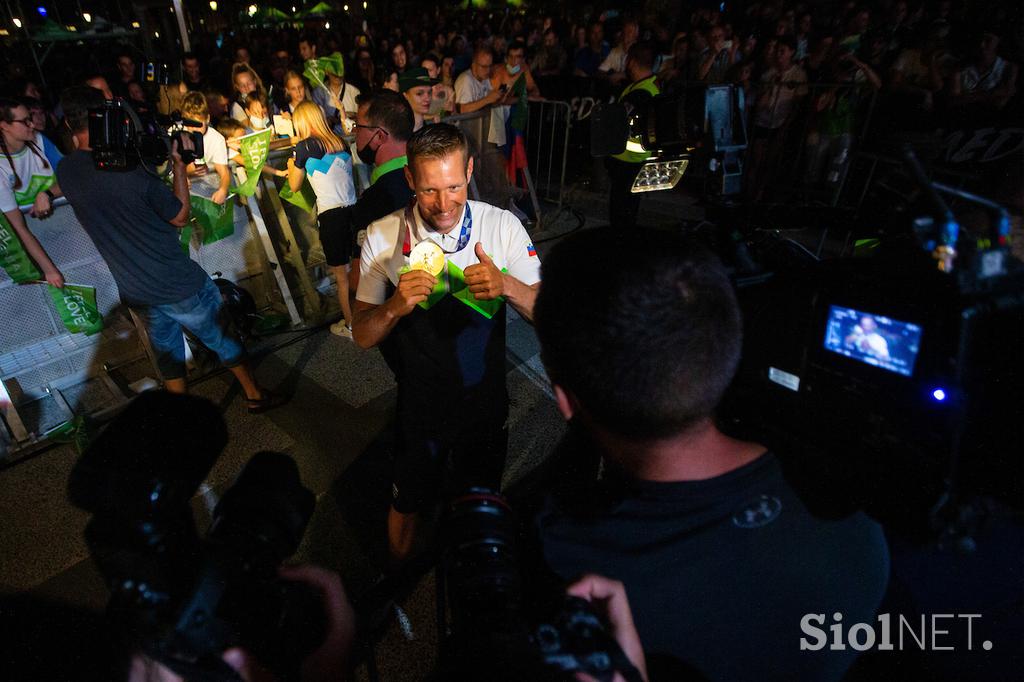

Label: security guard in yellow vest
[606,42,659,230]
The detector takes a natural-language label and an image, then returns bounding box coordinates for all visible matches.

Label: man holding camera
[532,228,889,680]
[56,86,281,410]
[353,123,540,563]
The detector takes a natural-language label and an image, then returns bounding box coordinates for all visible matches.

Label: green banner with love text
[234,128,273,197]
[48,283,103,336]
[0,211,42,283]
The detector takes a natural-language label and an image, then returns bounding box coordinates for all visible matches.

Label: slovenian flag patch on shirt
[527,243,537,257]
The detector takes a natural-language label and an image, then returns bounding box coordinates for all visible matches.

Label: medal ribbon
[402,200,472,256]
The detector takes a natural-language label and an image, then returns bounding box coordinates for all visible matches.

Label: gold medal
[408,239,445,276]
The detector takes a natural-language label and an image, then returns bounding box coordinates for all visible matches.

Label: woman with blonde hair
[285,100,357,338]
[229,62,268,122]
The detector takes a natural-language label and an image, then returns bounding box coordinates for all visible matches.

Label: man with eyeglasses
[454,46,509,114]
[353,123,540,565]
[315,90,416,317]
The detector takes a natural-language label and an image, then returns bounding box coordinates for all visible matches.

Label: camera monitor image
[823,305,923,377]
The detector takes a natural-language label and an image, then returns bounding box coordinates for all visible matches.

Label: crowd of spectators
[2,1,1020,205]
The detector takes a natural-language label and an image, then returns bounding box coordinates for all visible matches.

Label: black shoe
[246,389,289,414]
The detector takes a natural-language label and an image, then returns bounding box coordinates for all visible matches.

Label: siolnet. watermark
[800,613,993,652]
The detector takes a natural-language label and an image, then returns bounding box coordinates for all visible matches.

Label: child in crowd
[242,93,270,133]
[180,91,231,205]
[216,118,287,180]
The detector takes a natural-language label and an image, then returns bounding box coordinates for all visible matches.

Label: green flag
[234,128,273,197]
[448,260,506,319]
[189,195,235,244]
[397,260,507,319]
[278,178,317,212]
[303,53,345,90]
[48,283,103,336]
[0,211,42,283]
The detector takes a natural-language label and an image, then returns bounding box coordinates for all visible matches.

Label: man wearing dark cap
[399,67,440,132]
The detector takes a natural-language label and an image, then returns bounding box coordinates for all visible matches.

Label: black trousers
[605,157,643,230]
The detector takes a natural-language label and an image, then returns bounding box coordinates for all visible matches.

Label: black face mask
[355,135,379,166]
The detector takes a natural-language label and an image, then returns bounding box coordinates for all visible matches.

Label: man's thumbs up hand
[465,242,504,300]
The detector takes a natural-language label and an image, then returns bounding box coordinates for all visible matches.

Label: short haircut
[472,45,494,62]
[298,32,318,49]
[776,35,797,52]
[356,89,414,142]
[216,118,246,139]
[626,41,656,70]
[182,51,199,63]
[60,85,106,133]
[534,228,743,440]
[420,52,441,68]
[406,122,470,171]
[180,91,209,119]
[508,40,526,54]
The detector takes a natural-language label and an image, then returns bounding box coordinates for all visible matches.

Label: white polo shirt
[454,70,492,106]
[357,199,540,306]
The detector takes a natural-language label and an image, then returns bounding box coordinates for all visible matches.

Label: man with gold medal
[353,124,541,564]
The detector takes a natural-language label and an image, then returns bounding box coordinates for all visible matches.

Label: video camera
[68,392,323,681]
[88,98,203,172]
[432,489,644,682]
[591,83,748,196]
[721,148,1023,542]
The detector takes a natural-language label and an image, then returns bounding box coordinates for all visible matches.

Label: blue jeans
[135,278,245,380]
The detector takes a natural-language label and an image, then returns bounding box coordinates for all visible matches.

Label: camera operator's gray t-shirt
[57,150,208,306]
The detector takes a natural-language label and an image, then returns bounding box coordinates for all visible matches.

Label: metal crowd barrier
[743,80,880,208]
[524,99,573,208]
[0,172,295,458]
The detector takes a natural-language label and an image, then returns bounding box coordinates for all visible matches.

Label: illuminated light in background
[131,20,140,27]
[932,389,947,402]
[291,6,296,11]
[67,24,77,30]
[247,4,257,16]
[324,20,330,28]
[13,17,23,27]
[37,6,47,16]
[154,30,159,37]
[209,1,217,10]
[342,4,348,11]
[83,12,91,21]
[363,1,367,7]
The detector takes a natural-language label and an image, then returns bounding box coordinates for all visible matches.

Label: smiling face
[392,45,407,70]
[235,71,256,96]
[1,105,36,145]
[405,85,432,115]
[406,151,475,233]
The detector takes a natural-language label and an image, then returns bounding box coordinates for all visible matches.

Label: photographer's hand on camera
[567,575,649,682]
[279,564,355,682]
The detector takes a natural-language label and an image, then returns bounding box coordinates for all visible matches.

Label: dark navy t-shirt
[536,452,890,682]
[57,151,208,306]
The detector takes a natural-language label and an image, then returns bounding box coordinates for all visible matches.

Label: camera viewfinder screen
[823,306,922,377]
